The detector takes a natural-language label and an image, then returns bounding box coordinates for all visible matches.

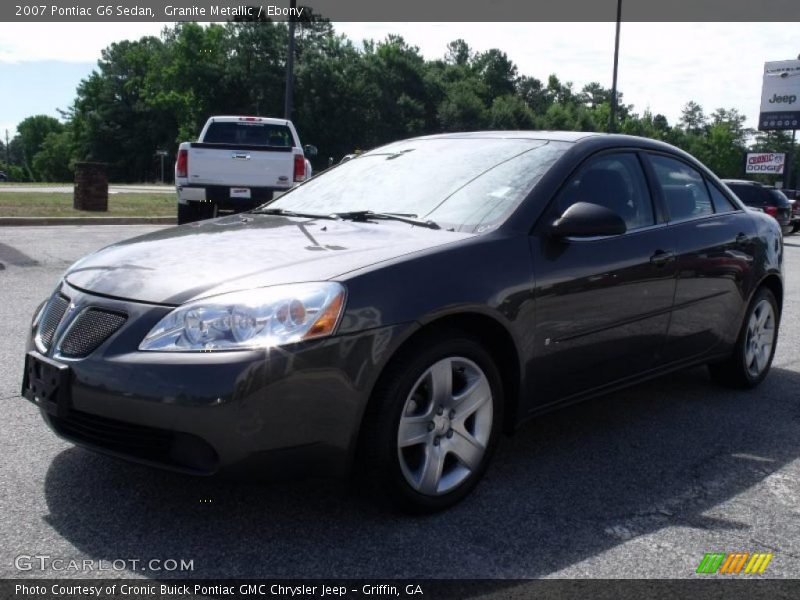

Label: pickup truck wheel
[177,202,200,225]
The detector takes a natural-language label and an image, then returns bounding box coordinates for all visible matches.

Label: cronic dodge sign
[745,152,785,174]
[759,59,800,131]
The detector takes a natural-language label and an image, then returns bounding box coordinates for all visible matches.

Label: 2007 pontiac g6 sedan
[23,132,783,512]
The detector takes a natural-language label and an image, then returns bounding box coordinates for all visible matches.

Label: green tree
[32,130,76,181]
[488,95,536,129]
[15,115,64,177]
[438,81,488,131]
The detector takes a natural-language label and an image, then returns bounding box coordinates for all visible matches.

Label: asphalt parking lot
[1,225,799,582]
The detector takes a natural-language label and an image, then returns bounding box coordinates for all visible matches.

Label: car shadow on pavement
[41,365,800,584]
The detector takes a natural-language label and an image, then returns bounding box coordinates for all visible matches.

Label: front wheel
[357,332,503,513]
[708,287,779,389]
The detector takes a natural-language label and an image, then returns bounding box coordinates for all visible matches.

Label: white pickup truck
[175,116,316,224]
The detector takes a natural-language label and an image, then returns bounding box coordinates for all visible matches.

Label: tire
[357,330,504,513]
[177,202,200,225]
[792,223,800,234]
[708,287,779,389]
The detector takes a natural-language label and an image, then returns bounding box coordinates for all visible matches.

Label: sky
[0,22,799,139]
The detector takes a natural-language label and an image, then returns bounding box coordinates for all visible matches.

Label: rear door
[189,121,295,187]
[644,153,757,362]
[530,151,676,403]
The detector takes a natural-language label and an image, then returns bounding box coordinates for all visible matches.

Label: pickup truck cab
[175,116,316,224]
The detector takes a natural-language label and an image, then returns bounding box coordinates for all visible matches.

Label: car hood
[65,214,473,305]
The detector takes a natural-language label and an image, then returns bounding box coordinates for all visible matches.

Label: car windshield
[268,138,571,232]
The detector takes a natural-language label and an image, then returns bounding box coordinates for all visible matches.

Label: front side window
[648,154,714,222]
[553,152,655,231]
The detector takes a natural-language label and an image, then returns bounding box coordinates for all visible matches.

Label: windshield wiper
[250,207,338,220]
[332,211,441,230]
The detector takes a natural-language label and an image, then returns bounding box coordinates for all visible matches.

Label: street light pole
[283,0,297,120]
[609,0,622,133]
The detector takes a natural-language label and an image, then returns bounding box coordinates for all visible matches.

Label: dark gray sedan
[22,132,783,512]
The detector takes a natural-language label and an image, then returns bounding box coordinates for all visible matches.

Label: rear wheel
[357,332,503,513]
[178,201,218,224]
[177,202,199,224]
[708,287,779,389]
[791,223,799,234]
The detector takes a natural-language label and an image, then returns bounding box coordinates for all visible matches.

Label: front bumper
[24,282,413,478]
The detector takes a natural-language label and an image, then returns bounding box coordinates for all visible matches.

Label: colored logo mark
[696,552,773,574]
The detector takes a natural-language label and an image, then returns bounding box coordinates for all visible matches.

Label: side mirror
[550,202,627,238]
[303,144,318,158]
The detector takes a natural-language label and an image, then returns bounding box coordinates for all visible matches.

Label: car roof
[722,179,764,186]
[405,131,693,153]
[411,130,602,143]
[207,116,292,126]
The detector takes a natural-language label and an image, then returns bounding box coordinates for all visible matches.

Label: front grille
[38,295,70,350]
[50,410,218,474]
[59,308,127,358]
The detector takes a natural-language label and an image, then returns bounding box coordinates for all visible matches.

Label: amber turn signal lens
[304,291,345,339]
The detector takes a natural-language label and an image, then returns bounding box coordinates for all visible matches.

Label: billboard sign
[745,153,785,174]
[759,60,800,131]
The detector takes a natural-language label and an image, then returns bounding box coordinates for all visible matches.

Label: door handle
[650,249,675,266]
[735,232,750,245]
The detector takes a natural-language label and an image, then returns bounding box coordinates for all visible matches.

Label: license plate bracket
[21,351,71,417]
[230,187,251,199]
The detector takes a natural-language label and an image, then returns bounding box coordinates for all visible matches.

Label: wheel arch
[362,311,524,437]
[758,272,783,314]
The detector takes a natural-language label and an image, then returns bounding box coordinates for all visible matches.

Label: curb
[0,216,176,226]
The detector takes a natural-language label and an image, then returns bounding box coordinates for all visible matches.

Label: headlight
[139,283,346,352]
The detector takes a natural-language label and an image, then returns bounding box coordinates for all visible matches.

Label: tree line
[1,17,797,184]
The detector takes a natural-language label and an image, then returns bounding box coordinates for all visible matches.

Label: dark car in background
[22,132,784,512]
[722,179,794,235]
[0,171,8,182]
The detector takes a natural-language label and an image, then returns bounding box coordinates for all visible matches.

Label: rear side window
[553,153,655,231]
[203,122,293,147]
[768,189,790,207]
[648,155,713,222]
[727,184,766,206]
[707,182,738,213]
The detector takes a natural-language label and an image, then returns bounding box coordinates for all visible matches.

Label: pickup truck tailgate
[187,143,294,188]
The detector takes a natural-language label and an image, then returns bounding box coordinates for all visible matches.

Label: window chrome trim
[564,221,669,243]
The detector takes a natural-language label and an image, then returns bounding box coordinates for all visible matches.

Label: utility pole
[787,129,796,191]
[609,0,622,133]
[283,0,297,120]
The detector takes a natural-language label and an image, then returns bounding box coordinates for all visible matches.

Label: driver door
[528,151,677,404]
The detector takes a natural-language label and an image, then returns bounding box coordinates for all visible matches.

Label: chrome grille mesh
[59,309,127,358]
[37,295,70,350]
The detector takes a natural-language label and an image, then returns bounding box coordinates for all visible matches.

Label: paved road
[1,226,799,582]
[0,184,174,194]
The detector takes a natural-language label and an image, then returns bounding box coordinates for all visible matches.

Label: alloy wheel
[396,357,493,496]
[744,299,776,379]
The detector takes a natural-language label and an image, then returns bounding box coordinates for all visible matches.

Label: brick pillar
[73,162,109,211]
